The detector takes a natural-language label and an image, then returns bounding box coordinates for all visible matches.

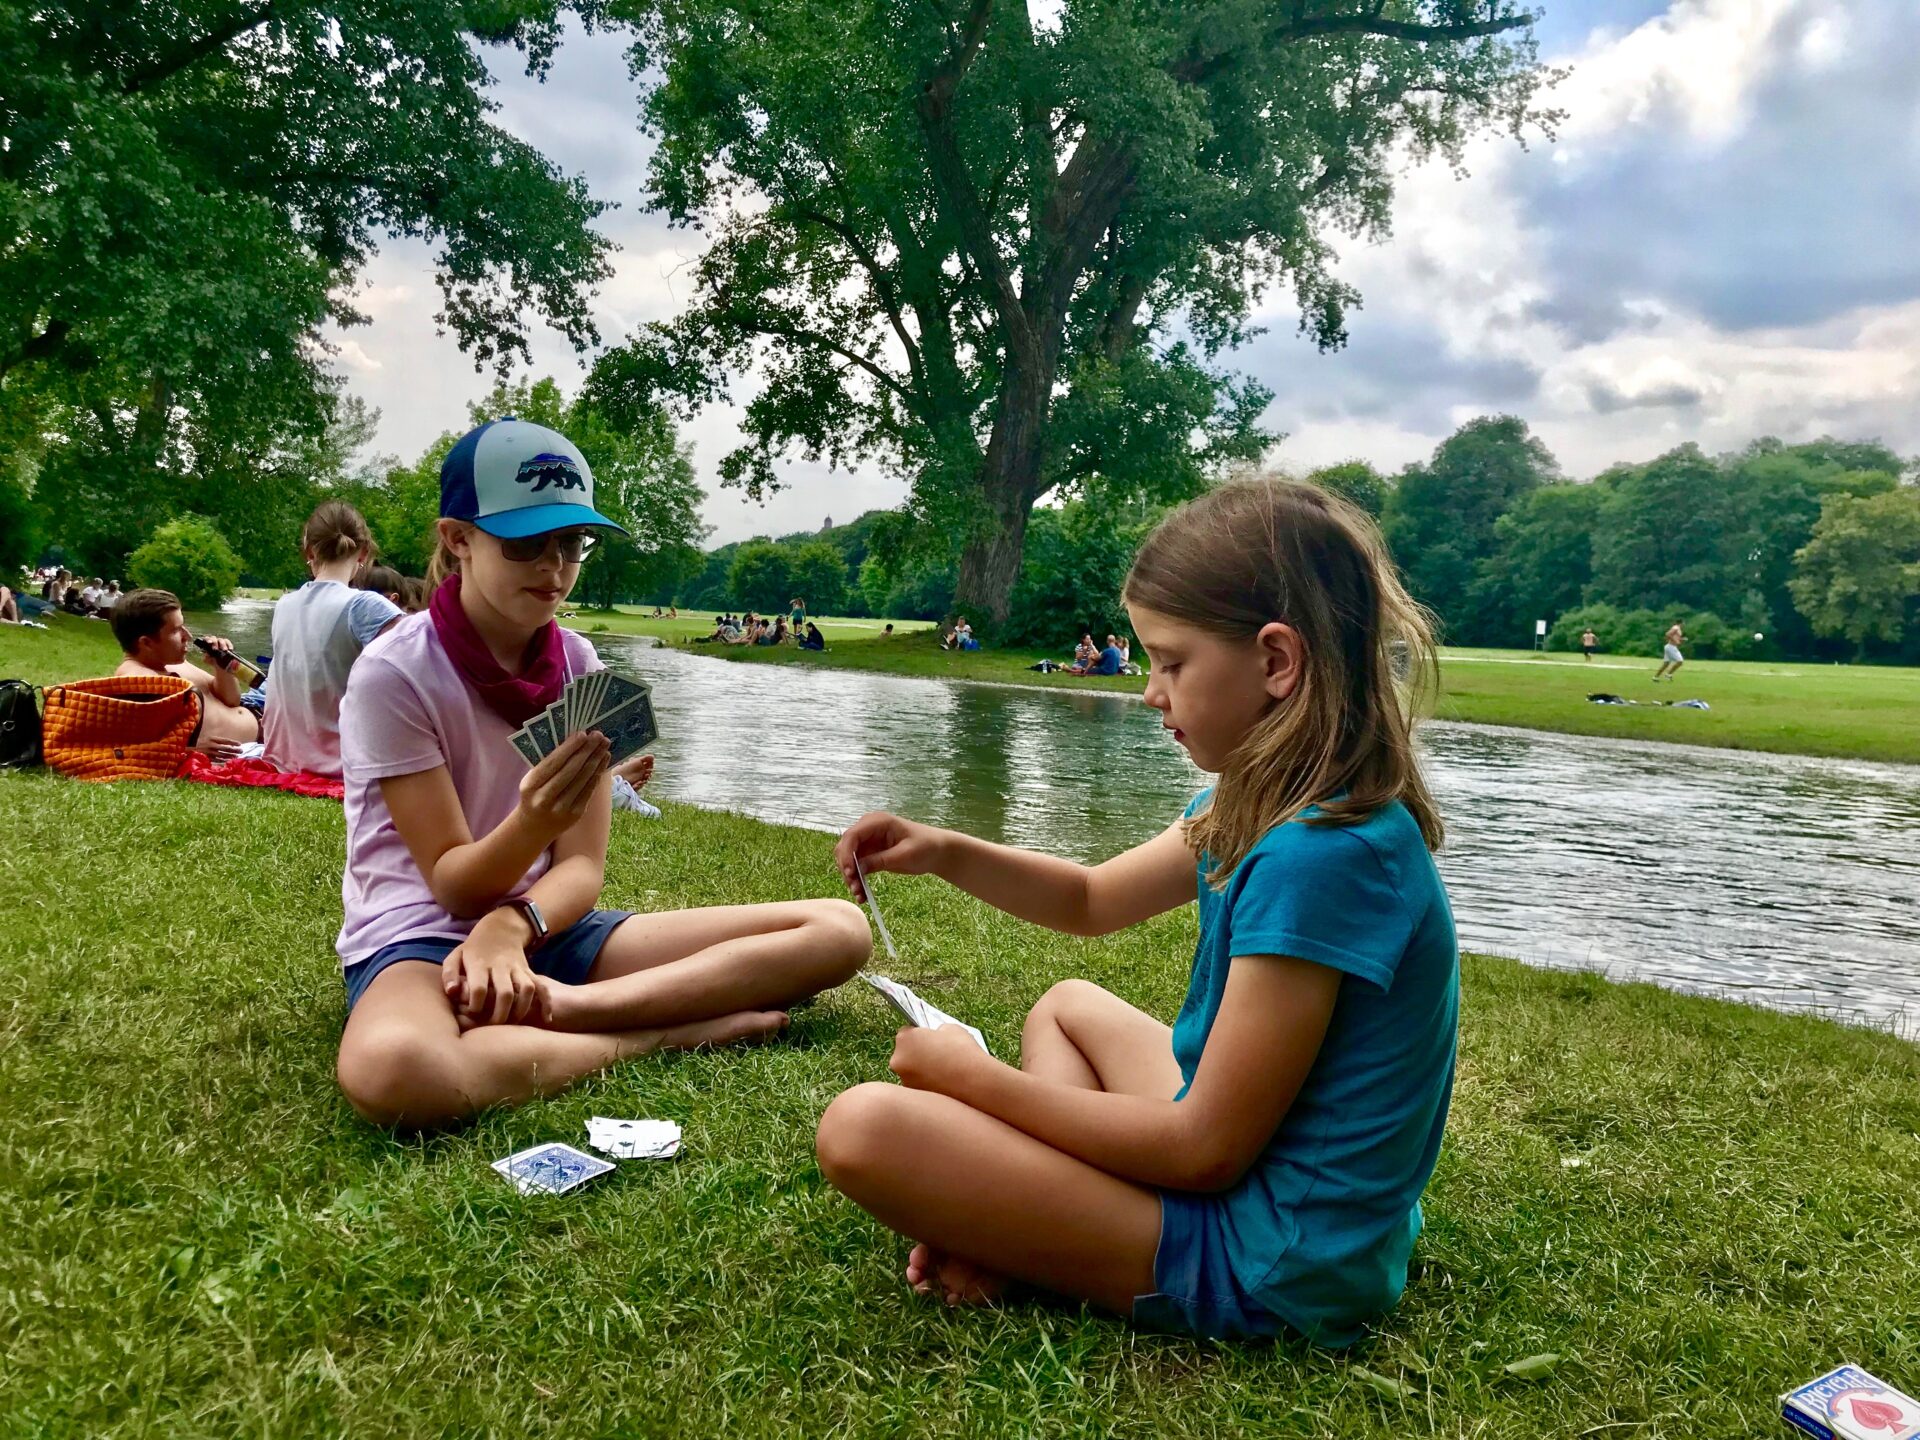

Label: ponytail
[303,501,376,569]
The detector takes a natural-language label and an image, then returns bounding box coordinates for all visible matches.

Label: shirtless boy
[111,588,260,755]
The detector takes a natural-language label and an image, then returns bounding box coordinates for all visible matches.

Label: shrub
[1001,502,1147,647]
[127,515,242,610]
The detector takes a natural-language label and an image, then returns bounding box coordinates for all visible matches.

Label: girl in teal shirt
[819,479,1458,1345]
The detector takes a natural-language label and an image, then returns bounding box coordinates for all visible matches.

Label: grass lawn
[3,772,1918,1435]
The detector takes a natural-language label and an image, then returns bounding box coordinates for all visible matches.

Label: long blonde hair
[1123,478,1443,885]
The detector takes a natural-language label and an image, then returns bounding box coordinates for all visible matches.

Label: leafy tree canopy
[588,0,1554,622]
[6,1,616,575]
[1789,488,1920,656]
[1382,414,1559,643]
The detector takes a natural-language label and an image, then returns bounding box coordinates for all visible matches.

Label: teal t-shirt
[1172,793,1458,1345]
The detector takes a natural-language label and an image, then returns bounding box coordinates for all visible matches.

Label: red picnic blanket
[179,751,345,801]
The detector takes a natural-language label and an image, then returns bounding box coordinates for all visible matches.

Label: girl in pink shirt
[334,418,868,1127]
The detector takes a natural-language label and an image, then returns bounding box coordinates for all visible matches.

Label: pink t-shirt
[335,612,602,967]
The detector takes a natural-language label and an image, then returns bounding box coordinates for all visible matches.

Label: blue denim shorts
[1131,1192,1291,1342]
[341,909,633,1011]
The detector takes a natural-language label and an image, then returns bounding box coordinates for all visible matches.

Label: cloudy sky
[331,0,1920,543]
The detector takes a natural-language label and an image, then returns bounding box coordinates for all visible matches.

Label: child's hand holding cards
[510,671,659,767]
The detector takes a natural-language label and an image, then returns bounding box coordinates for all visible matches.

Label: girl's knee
[808,897,872,972]
[1027,977,1103,1032]
[336,1026,464,1128]
[816,1081,910,1188]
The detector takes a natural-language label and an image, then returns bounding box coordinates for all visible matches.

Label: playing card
[585,1116,682,1160]
[491,1142,614,1195]
[859,972,989,1052]
[590,672,646,728]
[853,855,900,961]
[594,687,659,765]
[584,671,610,728]
[525,708,558,758]
[508,726,545,767]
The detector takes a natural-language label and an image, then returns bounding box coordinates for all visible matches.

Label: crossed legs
[815,978,1181,1315]
[337,898,869,1128]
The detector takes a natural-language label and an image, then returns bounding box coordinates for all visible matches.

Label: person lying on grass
[334,418,868,1128]
[818,479,1459,1347]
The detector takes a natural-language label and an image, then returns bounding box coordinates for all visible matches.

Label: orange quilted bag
[41,674,201,782]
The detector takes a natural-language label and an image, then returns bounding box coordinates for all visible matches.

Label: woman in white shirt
[262,502,403,776]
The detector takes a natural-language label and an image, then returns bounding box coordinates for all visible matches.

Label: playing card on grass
[586,1116,682,1160]
[491,1142,614,1195]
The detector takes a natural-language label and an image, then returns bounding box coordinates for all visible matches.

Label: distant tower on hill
[821,515,833,531]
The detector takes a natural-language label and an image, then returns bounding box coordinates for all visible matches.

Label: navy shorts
[1131,1192,1291,1342]
[341,909,633,1011]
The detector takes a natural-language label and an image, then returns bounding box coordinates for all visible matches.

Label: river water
[196,600,1920,1038]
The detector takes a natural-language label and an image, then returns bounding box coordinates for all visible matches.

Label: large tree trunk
[952,337,1052,626]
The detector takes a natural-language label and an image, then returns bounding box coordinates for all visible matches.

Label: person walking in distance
[1653,621,1685,682]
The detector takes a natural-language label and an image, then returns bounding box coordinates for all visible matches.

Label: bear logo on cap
[516,453,587,495]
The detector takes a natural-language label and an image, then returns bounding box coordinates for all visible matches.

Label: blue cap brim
[473,505,628,540]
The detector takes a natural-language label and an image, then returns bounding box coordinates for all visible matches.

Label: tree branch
[118,3,279,96]
[915,0,1031,345]
[720,307,918,408]
[1174,8,1531,84]
[0,320,72,378]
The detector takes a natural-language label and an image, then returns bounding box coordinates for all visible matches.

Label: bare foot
[612,1008,790,1058]
[905,1242,1011,1308]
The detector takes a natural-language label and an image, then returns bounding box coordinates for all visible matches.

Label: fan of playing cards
[510,671,659,768]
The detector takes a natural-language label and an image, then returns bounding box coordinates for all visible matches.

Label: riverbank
[8,610,1917,765]
[2,772,1917,1435]
[584,614,1918,767]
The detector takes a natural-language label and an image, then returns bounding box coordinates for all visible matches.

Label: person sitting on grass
[0,584,17,623]
[262,501,403,778]
[111,588,261,757]
[1071,633,1098,670]
[332,417,868,1129]
[800,621,826,651]
[942,617,977,651]
[817,478,1458,1349]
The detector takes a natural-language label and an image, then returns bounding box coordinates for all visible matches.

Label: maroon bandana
[428,574,567,726]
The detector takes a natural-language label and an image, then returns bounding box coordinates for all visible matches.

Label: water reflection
[196,598,1920,1037]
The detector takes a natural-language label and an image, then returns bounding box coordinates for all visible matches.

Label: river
[194,599,1920,1038]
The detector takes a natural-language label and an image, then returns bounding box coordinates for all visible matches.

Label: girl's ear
[437,518,474,561]
[1255,621,1304,701]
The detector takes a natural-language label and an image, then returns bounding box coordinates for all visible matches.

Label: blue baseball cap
[438,418,626,540]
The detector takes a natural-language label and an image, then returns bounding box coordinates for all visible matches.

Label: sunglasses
[497,529,599,564]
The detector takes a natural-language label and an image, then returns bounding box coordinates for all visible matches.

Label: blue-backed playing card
[491,1141,614,1195]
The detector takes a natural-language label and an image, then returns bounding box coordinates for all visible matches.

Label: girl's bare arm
[380,732,610,918]
[836,815,1195,937]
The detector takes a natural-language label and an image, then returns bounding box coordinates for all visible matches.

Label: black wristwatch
[503,897,548,948]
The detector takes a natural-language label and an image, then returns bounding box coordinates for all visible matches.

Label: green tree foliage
[1586,445,1753,614]
[7,2,615,577]
[1383,415,1558,643]
[726,544,796,614]
[784,541,851,617]
[127,515,242,609]
[588,0,1553,624]
[1471,480,1608,644]
[1789,489,1920,656]
[1304,460,1393,518]
[1002,502,1149,647]
[0,475,42,572]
